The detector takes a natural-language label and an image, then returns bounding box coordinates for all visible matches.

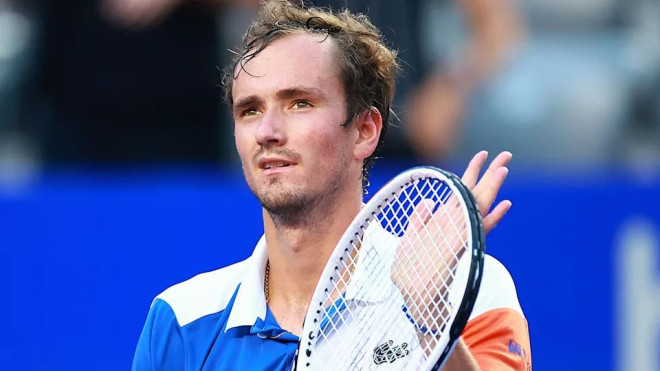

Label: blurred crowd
[0,0,658,183]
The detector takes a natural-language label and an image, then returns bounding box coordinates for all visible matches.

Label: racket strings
[394,181,465,289]
[308,176,471,370]
[346,237,412,367]
[330,237,411,368]
[392,181,468,343]
[314,236,394,368]
[315,240,381,364]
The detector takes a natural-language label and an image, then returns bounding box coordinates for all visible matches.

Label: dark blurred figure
[316,0,522,160]
[8,0,519,165]
[453,0,660,168]
[27,0,257,164]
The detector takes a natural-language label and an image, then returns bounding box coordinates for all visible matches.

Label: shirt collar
[224,222,400,331]
[225,235,269,332]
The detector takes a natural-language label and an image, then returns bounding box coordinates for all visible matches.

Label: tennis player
[132,1,531,370]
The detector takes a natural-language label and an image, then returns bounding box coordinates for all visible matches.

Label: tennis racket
[294,167,485,370]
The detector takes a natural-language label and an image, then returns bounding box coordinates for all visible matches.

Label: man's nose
[255,109,286,146]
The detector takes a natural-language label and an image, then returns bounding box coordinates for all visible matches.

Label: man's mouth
[258,157,297,170]
[263,162,291,170]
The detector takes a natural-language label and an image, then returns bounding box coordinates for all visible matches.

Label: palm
[392,194,468,331]
[391,151,512,333]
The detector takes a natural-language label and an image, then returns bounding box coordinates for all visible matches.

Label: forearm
[442,338,480,371]
[447,0,523,90]
[193,0,259,7]
[416,333,479,371]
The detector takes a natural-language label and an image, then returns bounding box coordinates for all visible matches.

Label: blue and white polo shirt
[132,236,299,370]
[133,230,531,370]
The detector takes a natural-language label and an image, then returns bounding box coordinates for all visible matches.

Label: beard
[252,173,345,228]
[244,136,354,227]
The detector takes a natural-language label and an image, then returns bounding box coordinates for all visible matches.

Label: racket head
[295,167,485,370]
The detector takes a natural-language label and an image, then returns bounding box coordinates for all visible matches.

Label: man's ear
[353,107,383,161]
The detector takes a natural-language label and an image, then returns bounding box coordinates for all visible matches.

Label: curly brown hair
[222,0,400,190]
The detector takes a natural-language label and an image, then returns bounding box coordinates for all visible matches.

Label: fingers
[407,199,436,234]
[467,151,512,215]
[475,166,510,217]
[478,151,513,185]
[461,150,488,188]
[482,200,512,233]
[461,150,513,233]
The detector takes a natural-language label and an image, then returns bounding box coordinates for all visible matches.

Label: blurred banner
[1,164,659,371]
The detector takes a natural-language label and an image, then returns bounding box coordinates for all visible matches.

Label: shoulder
[155,259,249,327]
[461,255,532,370]
[132,298,185,370]
[132,258,254,370]
[470,254,524,319]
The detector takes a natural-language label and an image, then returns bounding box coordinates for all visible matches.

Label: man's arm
[405,0,523,159]
[442,339,480,371]
[458,305,532,370]
[101,0,260,29]
[443,262,532,371]
[442,151,531,370]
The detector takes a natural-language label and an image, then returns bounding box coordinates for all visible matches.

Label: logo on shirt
[510,339,532,370]
[373,340,409,364]
[508,339,522,356]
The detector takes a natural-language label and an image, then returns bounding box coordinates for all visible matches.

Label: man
[132,1,531,370]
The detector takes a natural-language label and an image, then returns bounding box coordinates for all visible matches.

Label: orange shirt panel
[462,308,532,371]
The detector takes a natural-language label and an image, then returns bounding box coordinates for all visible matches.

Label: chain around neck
[264,261,270,303]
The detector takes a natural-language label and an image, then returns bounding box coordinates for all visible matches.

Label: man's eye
[241,108,260,117]
[293,101,312,109]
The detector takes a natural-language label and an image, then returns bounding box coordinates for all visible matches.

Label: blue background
[2,163,659,370]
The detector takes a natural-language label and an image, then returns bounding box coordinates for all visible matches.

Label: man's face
[232,32,359,220]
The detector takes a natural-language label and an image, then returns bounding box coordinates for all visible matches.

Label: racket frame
[294,167,486,370]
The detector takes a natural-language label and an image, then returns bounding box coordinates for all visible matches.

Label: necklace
[261,262,292,339]
[264,261,270,302]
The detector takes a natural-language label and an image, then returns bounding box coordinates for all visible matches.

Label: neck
[263,185,362,334]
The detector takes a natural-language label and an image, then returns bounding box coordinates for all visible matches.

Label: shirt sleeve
[462,308,532,371]
[132,298,186,371]
[460,256,532,371]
